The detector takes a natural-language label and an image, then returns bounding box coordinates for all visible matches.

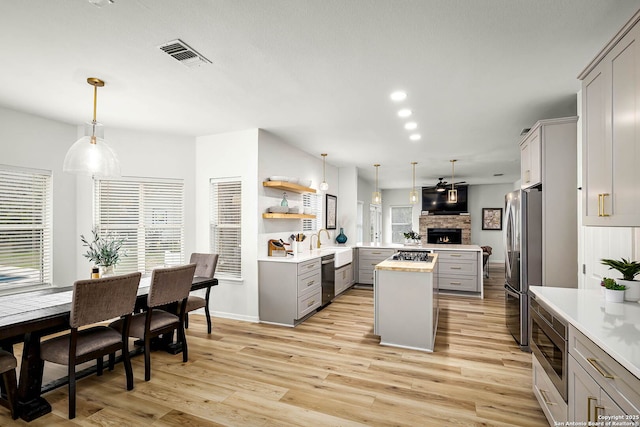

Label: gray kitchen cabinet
[567,325,640,425]
[357,248,396,284]
[335,263,353,296]
[532,354,567,425]
[258,258,321,327]
[434,250,480,293]
[520,126,541,189]
[580,14,640,226]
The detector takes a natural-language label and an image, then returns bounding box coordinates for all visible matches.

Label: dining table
[0,275,217,421]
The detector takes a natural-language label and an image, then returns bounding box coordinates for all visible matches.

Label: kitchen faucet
[317,228,330,248]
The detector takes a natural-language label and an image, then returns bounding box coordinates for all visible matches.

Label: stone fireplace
[420,214,471,244]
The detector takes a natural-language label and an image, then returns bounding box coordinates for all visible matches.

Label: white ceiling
[1,0,639,189]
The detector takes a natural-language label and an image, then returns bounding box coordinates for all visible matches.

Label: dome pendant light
[409,162,418,204]
[448,159,458,203]
[319,153,329,191]
[63,78,121,177]
[372,164,382,204]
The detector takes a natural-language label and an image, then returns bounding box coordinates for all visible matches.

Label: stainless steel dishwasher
[321,254,335,306]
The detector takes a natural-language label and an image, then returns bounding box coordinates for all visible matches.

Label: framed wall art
[482,208,502,230]
[326,194,337,229]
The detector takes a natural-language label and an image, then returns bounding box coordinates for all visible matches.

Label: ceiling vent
[158,39,211,68]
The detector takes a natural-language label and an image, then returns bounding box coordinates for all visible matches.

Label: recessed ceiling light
[405,122,417,130]
[390,91,407,102]
[410,134,421,141]
[398,109,412,118]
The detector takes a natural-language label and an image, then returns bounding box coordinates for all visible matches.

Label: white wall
[338,166,358,246]
[468,183,513,263]
[357,175,374,243]
[196,129,260,322]
[0,106,78,288]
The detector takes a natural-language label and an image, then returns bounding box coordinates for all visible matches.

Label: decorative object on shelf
[80,226,126,276]
[448,160,458,203]
[372,164,382,204]
[409,162,418,204]
[326,194,337,230]
[320,153,329,191]
[280,192,288,207]
[403,230,421,246]
[482,208,503,230]
[602,277,626,303]
[600,257,640,301]
[63,78,120,177]
[336,228,348,244]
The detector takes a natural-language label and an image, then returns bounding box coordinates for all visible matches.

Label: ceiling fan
[429,177,467,192]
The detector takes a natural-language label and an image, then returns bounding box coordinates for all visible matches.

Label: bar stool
[0,350,18,420]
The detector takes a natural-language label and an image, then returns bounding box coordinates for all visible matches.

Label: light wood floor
[2,264,546,426]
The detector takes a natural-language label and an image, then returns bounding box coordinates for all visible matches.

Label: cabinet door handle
[588,396,598,422]
[587,358,614,379]
[307,299,316,307]
[307,280,315,286]
[595,405,605,422]
[598,193,611,217]
[539,389,556,405]
[450,267,462,270]
[450,254,462,257]
[525,169,530,183]
[449,281,462,285]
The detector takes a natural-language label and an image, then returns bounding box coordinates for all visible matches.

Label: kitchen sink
[320,246,352,268]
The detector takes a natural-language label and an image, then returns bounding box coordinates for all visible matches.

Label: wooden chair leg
[68,365,76,419]
[178,325,188,363]
[205,306,212,334]
[108,353,115,371]
[184,313,189,329]
[122,345,134,391]
[96,357,103,376]
[144,335,152,382]
[2,370,18,420]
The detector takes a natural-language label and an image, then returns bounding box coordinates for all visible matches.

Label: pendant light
[448,159,458,203]
[372,164,382,204]
[63,78,120,177]
[319,153,329,191]
[409,162,418,204]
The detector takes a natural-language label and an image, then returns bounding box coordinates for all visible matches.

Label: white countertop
[357,243,482,252]
[529,286,640,379]
[258,246,351,263]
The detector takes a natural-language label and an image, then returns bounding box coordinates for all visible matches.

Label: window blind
[391,206,413,243]
[94,178,184,274]
[209,179,241,278]
[302,193,322,232]
[0,165,52,289]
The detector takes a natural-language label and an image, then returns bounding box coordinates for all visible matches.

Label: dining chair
[39,272,141,419]
[111,263,196,382]
[0,350,18,420]
[184,253,218,333]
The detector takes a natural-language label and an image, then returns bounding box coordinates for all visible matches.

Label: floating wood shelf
[263,181,316,194]
[262,213,316,219]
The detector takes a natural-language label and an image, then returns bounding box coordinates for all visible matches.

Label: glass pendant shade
[63,77,120,177]
[409,161,418,204]
[372,163,381,204]
[63,121,120,177]
[319,153,329,191]
[448,189,458,203]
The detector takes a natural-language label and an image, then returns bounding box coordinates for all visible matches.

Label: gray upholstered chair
[0,350,18,420]
[184,253,218,333]
[112,263,196,382]
[39,272,141,419]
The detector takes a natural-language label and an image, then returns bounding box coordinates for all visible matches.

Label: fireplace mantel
[419,214,471,245]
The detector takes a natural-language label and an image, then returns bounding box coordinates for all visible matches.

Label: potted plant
[403,231,421,246]
[602,278,626,303]
[600,258,640,302]
[81,227,126,277]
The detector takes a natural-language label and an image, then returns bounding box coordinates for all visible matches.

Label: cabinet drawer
[533,354,567,424]
[359,249,395,261]
[436,251,476,261]
[297,289,321,319]
[569,325,640,416]
[438,260,477,276]
[438,274,478,292]
[297,271,321,297]
[298,258,320,276]
[358,270,374,284]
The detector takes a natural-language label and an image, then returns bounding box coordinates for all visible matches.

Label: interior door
[370,204,382,243]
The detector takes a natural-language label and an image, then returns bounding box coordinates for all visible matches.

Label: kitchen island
[374,252,439,352]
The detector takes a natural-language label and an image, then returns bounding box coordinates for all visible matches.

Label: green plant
[403,231,421,240]
[600,258,640,281]
[80,227,126,267]
[602,277,626,291]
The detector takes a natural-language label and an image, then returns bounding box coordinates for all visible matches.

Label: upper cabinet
[580,13,640,226]
[520,127,542,189]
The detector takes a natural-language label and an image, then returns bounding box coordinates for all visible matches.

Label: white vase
[604,288,625,303]
[618,279,640,302]
[100,265,115,277]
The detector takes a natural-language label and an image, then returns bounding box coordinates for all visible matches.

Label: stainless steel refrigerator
[504,187,542,351]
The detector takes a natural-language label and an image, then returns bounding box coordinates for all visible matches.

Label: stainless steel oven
[529,294,568,402]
